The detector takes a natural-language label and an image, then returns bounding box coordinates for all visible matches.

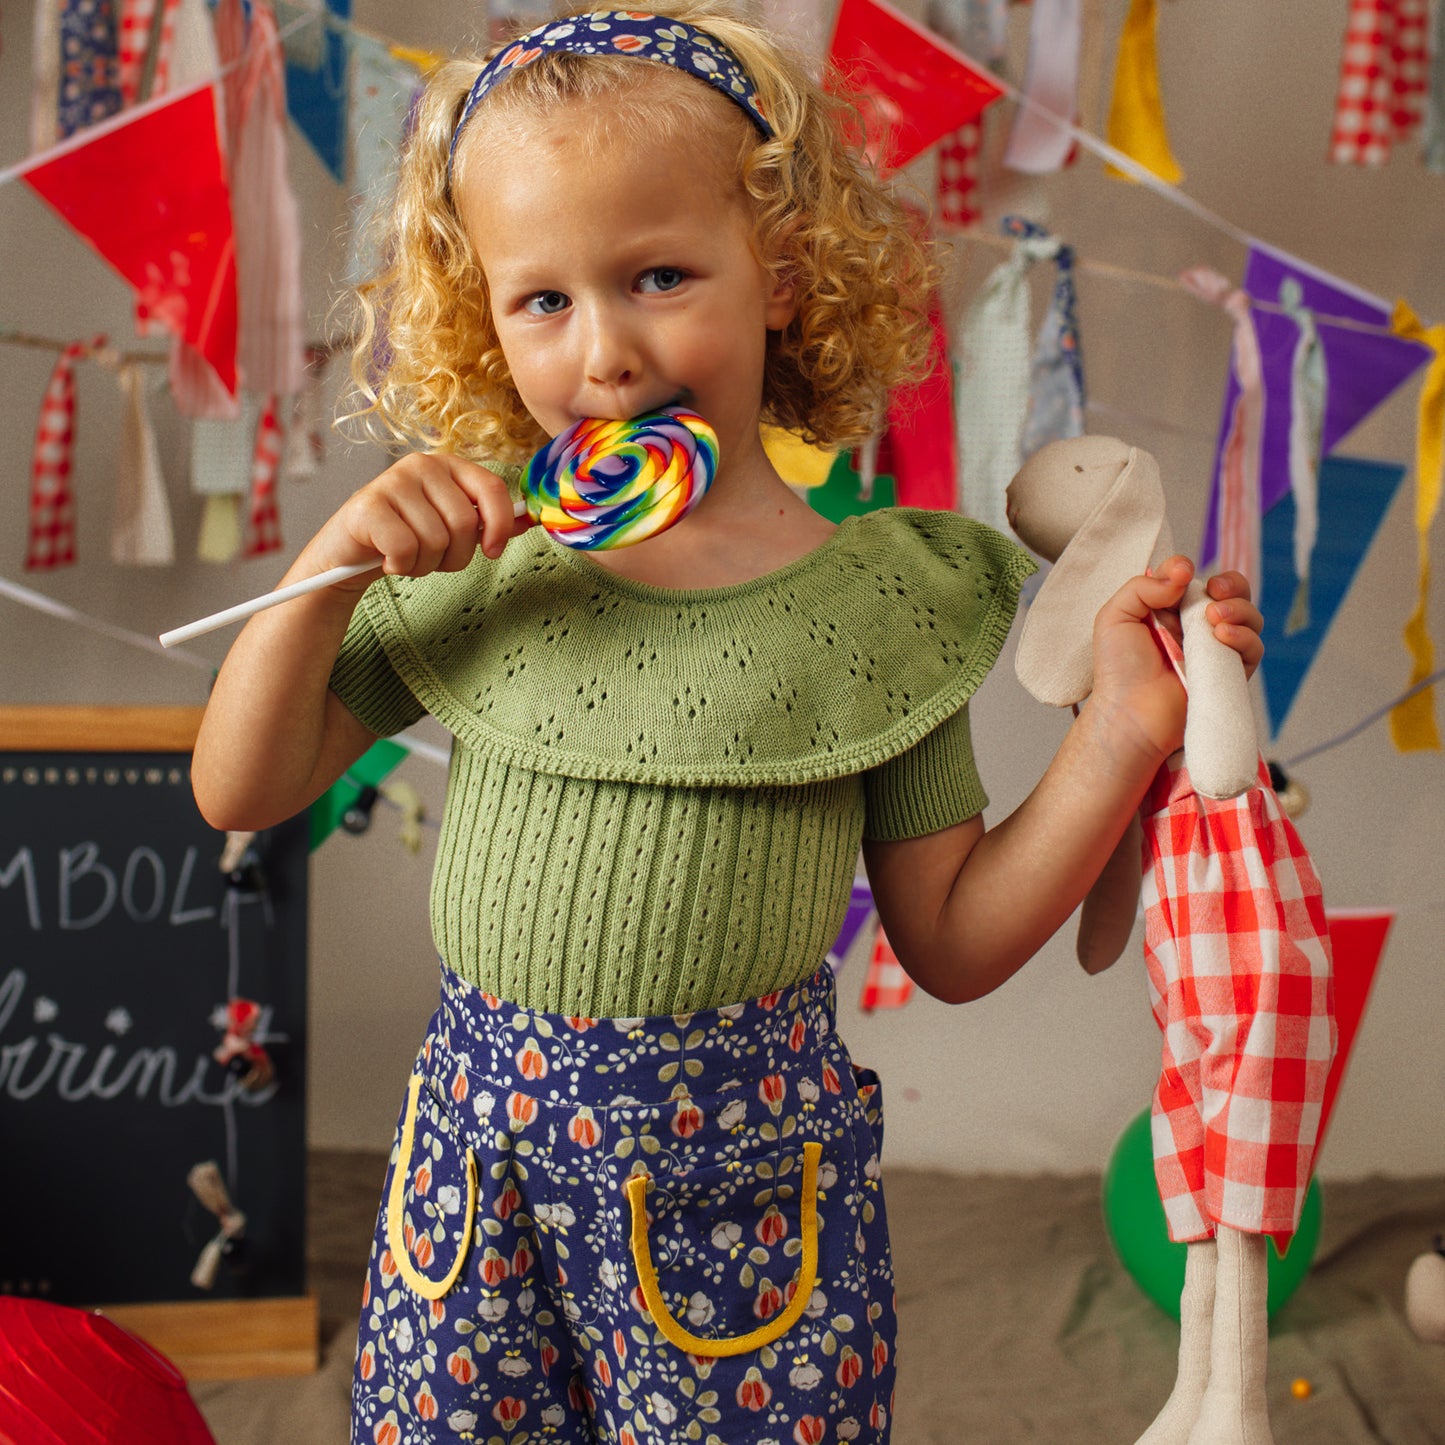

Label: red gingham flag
[937,120,984,227]
[26,338,107,570]
[859,926,914,1011]
[117,0,183,106]
[242,396,284,557]
[1329,0,1430,165]
[1140,625,1335,1249]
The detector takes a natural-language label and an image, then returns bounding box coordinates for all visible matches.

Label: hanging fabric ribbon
[1003,0,1081,173]
[1329,0,1430,165]
[1424,0,1445,173]
[25,337,107,571]
[1181,268,1262,587]
[927,0,1006,226]
[118,0,183,107]
[232,0,308,402]
[955,218,1071,533]
[54,0,125,141]
[1105,0,1183,183]
[282,346,330,482]
[1387,301,1444,752]
[1019,223,1085,459]
[243,396,285,558]
[111,362,176,566]
[1278,279,1327,635]
[192,393,262,562]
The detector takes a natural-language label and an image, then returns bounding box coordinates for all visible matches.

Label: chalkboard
[0,708,309,1311]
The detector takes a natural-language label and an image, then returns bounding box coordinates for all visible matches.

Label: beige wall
[2,1,1440,1179]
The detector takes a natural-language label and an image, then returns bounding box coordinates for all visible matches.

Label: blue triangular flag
[1259,454,1406,738]
[284,0,352,183]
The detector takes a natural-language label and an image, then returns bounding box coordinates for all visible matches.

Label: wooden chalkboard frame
[0,706,318,1379]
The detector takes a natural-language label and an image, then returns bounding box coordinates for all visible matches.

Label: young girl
[191,6,1264,1442]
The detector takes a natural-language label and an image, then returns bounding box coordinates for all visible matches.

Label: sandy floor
[189,1152,1445,1444]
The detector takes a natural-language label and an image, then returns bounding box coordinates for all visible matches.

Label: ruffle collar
[360,508,1036,787]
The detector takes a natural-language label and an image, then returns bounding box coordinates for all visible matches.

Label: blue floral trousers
[350,963,896,1445]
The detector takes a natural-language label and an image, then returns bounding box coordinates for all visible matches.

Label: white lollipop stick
[159,500,528,649]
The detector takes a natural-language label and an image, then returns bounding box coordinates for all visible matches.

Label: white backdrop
[1,0,1440,1179]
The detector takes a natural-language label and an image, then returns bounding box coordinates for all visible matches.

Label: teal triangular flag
[1259,454,1406,739]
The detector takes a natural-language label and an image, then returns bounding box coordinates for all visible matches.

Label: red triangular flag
[827,0,1006,173]
[22,86,238,395]
[1313,909,1393,1161]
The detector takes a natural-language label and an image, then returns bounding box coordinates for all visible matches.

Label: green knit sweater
[329,506,1035,1017]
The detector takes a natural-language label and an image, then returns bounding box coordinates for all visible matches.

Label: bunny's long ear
[1015,447,1167,705]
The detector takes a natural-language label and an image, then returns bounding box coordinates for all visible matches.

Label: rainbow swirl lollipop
[522,406,718,550]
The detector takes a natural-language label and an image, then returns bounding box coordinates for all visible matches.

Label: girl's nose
[580,303,640,390]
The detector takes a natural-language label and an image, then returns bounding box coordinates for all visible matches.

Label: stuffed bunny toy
[1007,436,1336,1445]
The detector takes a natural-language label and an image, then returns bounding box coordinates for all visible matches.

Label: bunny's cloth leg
[1185,1226,1272,1445]
[1134,1239,1217,1445]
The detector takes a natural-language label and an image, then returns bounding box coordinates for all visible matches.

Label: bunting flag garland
[1003,0,1081,174]
[1314,910,1394,1160]
[1258,455,1407,738]
[955,217,1075,534]
[926,0,1006,226]
[243,396,285,557]
[1329,0,1430,166]
[1104,0,1182,184]
[1278,279,1327,635]
[859,925,913,1011]
[283,0,351,181]
[826,0,1006,174]
[111,363,175,565]
[1387,301,1445,752]
[25,338,106,571]
[21,84,238,394]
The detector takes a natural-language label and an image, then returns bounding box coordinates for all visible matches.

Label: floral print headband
[448,10,773,180]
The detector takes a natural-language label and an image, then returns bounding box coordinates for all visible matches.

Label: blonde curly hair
[344,2,939,465]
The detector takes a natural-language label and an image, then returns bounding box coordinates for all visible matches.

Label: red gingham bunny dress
[1140,619,1335,1248]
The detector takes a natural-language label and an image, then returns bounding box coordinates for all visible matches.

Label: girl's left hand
[1089,557,1264,766]
[1201,569,1264,678]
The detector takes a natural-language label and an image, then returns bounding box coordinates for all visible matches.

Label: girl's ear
[764,270,799,330]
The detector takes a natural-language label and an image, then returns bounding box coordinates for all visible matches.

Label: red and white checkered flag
[1329,0,1430,165]
[937,120,984,227]
[859,925,914,1011]
[242,396,284,557]
[26,337,106,570]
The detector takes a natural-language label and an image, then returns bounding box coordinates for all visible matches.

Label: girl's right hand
[306,453,532,591]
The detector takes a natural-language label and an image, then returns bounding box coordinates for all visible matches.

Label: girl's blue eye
[638,268,686,294]
[525,291,570,316]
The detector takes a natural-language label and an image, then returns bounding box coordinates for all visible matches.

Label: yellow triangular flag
[1105,0,1184,184]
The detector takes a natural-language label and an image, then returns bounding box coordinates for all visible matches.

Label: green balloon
[1101,1109,1323,1320]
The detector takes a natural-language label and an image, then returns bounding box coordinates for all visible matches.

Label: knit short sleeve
[329,597,428,738]
[862,704,987,841]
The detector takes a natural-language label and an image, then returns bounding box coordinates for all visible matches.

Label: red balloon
[0,1299,216,1445]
